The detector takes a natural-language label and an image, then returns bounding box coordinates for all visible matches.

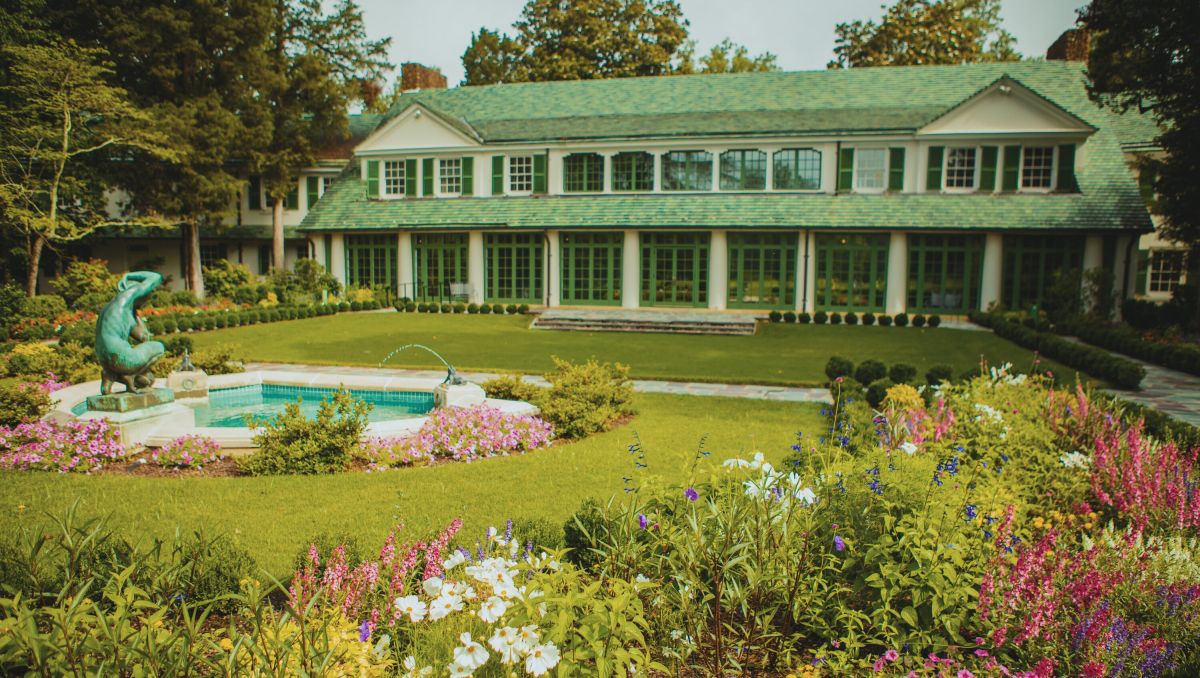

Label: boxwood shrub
[467,303,479,314]
[878,315,893,327]
[894,313,909,327]
[929,315,941,328]
[782,311,796,323]
[505,304,517,315]
[814,311,828,325]
[845,311,858,325]
[912,314,926,328]
[492,303,504,314]
[440,303,452,314]
[925,364,954,385]
[824,356,855,381]
[518,304,530,314]
[1056,316,1200,377]
[768,310,782,323]
[862,312,876,326]
[453,303,466,314]
[480,304,492,315]
[854,359,887,385]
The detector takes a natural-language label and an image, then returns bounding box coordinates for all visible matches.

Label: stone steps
[530,309,758,336]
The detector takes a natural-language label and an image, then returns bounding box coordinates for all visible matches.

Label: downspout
[801,228,810,313]
[543,231,551,307]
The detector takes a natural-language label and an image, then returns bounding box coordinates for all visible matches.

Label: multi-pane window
[1149,250,1186,293]
[383,161,405,195]
[611,152,654,191]
[509,156,533,192]
[563,153,604,192]
[662,151,713,191]
[854,149,887,191]
[322,176,334,193]
[773,149,821,190]
[944,147,977,189]
[1021,147,1054,189]
[719,150,766,190]
[439,158,462,194]
[199,244,227,271]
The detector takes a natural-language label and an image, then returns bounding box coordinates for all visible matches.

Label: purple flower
[638,513,648,530]
[358,619,371,642]
[684,487,699,502]
[833,535,845,552]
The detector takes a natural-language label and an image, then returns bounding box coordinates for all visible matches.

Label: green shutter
[285,184,299,211]
[533,154,547,194]
[888,148,905,191]
[306,176,319,209]
[492,155,504,195]
[925,146,944,191]
[366,161,379,199]
[461,157,473,196]
[1001,145,1020,191]
[422,158,434,196]
[248,176,261,210]
[979,146,998,192]
[1056,144,1078,192]
[405,159,417,197]
[1135,249,1150,294]
[836,148,854,192]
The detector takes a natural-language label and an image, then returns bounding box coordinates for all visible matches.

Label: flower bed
[0,419,125,472]
[356,405,554,469]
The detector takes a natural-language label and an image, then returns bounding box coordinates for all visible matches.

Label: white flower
[427,592,464,621]
[525,642,561,676]
[488,626,523,664]
[401,655,433,677]
[516,624,540,651]
[394,595,427,622]
[722,457,753,468]
[634,573,651,586]
[442,550,466,571]
[453,632,489,671]
[1060,451,1092,469]
[900,441,918,456]
[793,487,818,506]
[447,660,473,678]
[422,576,443,597]
[477,595,510,623]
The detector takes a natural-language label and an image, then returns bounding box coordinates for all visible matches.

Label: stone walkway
[1092,350,1200,427]
[243,362,832,404]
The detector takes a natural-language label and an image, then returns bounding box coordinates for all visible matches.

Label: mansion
[89,59,1180,315]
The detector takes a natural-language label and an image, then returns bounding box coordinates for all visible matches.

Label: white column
[652,154,662,193]
[979,232,1004,311]
[709,229,728,310]
[311,235,326,271]
[468,231,485,304]
[794,231,805,312]
[803,231,817,313]
[885,231,908,315]
[546,230,560,306]
[397,231,413,299]
[1082,234,1104,311]
[329,233,346,285]
[622,229,640,309]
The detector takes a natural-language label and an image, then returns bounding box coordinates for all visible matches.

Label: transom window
[773,148,821,190]
[509,156,533,192]
[563,153,604,192]
[944,147,977,189]
[383,161,405,195]
[1021,147,1054,189]
[1149,250,1186,293]
[439,158,462,195]
[662,151,713,191]
[853,149,887,191]
[719,150,766,190]
[612,152,654,192]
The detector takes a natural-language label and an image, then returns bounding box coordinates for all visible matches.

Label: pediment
[919,77,1095,137]
[356,103,480,154]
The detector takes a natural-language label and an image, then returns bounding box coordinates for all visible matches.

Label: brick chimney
[1046,28,1090,61]
[400,63,447,92]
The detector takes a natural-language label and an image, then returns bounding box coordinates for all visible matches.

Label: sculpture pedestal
[167,370,208,399]
[82,388,193,446]
[434,382,487,409]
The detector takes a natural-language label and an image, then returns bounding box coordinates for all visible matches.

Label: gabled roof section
[918,75,1096,136]
[356,102,481,155]
[316,113,382,160]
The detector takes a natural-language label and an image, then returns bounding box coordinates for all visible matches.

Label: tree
[674,38,779,74]
[829,0,1020,68]
[0,41,174,295]
[1081,0,1200,322]
[252,0,390,272]
[461,0,689,85]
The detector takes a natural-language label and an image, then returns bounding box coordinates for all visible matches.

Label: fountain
[379,344,485,409]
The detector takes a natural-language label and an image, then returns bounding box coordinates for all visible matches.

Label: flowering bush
[0,380,53,427]
[355,405,553,469]
[152,434,223,468]
[0,419,125,472]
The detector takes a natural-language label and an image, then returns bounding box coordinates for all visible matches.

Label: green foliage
[814,310,828,324]
[49,258,118,305]
[865,378,895,408]
[0,381,51,427]
[889,363,917,384]
[509,516,565,551]
[241,388,371,475]
[830,0,1019,68]
[845,311,859,325]
[1041,268,1083,321]
[783,311,796,323]
[912,313,927,328]
[825,355,855,381]
[1056,315,1200,377]
[56,319,95,347]
[20,294,66,319]
[926,364,954,385]
[538,357,636,439]
[0,284,24,324]
[171,290,198,307]
[291,258,341,300]
[5,341,96,383]
[674,37,779,74]
[894,313,909,327]
[879,314,893,326]
[863,312,876,326]
[854,358,887,385]
[768,310,782,322]
[505,303,516,315]
[202,259,253,299]
[480,373,544,403]
[830,311,843,324]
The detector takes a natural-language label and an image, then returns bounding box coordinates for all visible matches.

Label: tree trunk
[272,199,285,271]
[184,220,204,300]
[25,233,45,296]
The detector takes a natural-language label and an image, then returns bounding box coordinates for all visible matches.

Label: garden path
[242,362,833,404]
[1093,351,1200,427]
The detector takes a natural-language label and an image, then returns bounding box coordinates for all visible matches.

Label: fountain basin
[49,369,532,449]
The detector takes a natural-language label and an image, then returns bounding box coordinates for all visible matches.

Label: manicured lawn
[1,393,823,575]
[191,312,1083,386]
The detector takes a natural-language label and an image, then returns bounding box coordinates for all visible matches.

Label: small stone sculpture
[95,271,166,395]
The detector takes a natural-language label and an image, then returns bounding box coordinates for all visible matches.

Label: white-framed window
[509,156,532,193]
[439,158,462,195]
[322,176,334,193]
[944,147,977,189]
[1149,249,1186,294]
[1021,146,1055,190]
[383,161,405,196]
[854,148,887,191]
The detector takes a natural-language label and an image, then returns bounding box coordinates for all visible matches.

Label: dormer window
[509,156,533,193]
[1021,147,1054,189]
[383,161,405,196]
[944,147,977,189]
[439,158,462,195]
[854,149,887,191]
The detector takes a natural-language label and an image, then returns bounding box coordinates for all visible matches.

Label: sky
[357,0,1087,88]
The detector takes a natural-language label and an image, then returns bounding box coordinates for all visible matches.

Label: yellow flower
[219,638,233,651]
[16,504,25,512]
[1033,517,1044,528]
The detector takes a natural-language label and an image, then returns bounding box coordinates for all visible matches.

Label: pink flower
[883,649,899,662]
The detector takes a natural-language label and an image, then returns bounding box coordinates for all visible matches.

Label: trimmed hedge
[1056,317,1200,377]
[969,312,1146,389]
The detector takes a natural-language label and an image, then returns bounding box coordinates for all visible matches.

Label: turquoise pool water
[72,384,435,427]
